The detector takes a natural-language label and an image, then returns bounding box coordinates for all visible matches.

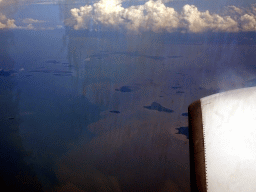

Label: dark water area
[1,27,255,192]
[167,56,183,58]
[109,110,120,114]
[45,60,60,64]
[175,127,189,139]
[0,73,101,191]
[110,51,177,61]
[115,86,132,92]
[182,113,188,117]
[0,70,16,76]
[172,86,182,89]
[0,76,43,191]
[0,29,105,191]
[144,102,174,113]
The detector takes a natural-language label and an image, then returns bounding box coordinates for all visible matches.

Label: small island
[144,102,174,113]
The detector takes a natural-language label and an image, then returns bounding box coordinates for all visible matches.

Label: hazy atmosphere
[1,0,256,191]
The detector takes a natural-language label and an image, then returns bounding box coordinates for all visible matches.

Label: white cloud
[32,0,86,5]
[70,5,93,30]
[21,24,56,30]
[228,5,244,15]
[23,18,46,24]
[56,25,64,29]
[69,0,180,33]
[0,20,18,29]
[6,19,17,28]
[67,0,256,33]
[0,12,18,29]
[0,14,55,30]
[125,0,179,33]
[240,14,256,31]
[0,12,6,20]
[26,23,34,29]
[0,1,32,29]
[0,22,5,28]
[22,24,57,30]
[181,5,239,33]
[158,0,188,2]
[34,1,58,5]
[123,0,187,2]
[0,0,58,30]
[0,0,34,7]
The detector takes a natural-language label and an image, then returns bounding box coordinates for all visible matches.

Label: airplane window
[0,0,255,191]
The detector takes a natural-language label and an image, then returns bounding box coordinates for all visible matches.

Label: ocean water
[1,29,256,191]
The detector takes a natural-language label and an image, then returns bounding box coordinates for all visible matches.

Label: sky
[0,0,256,33]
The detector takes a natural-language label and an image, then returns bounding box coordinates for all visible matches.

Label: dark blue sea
[1,28,256,191]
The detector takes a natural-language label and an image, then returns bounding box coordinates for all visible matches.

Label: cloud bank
[67,0,256,33]
[0,0,26,29]
[0,0,56,30]
[0,14,48,30]
[0,13,18,29]
[22,18,46,24]
[0,14,56,30]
